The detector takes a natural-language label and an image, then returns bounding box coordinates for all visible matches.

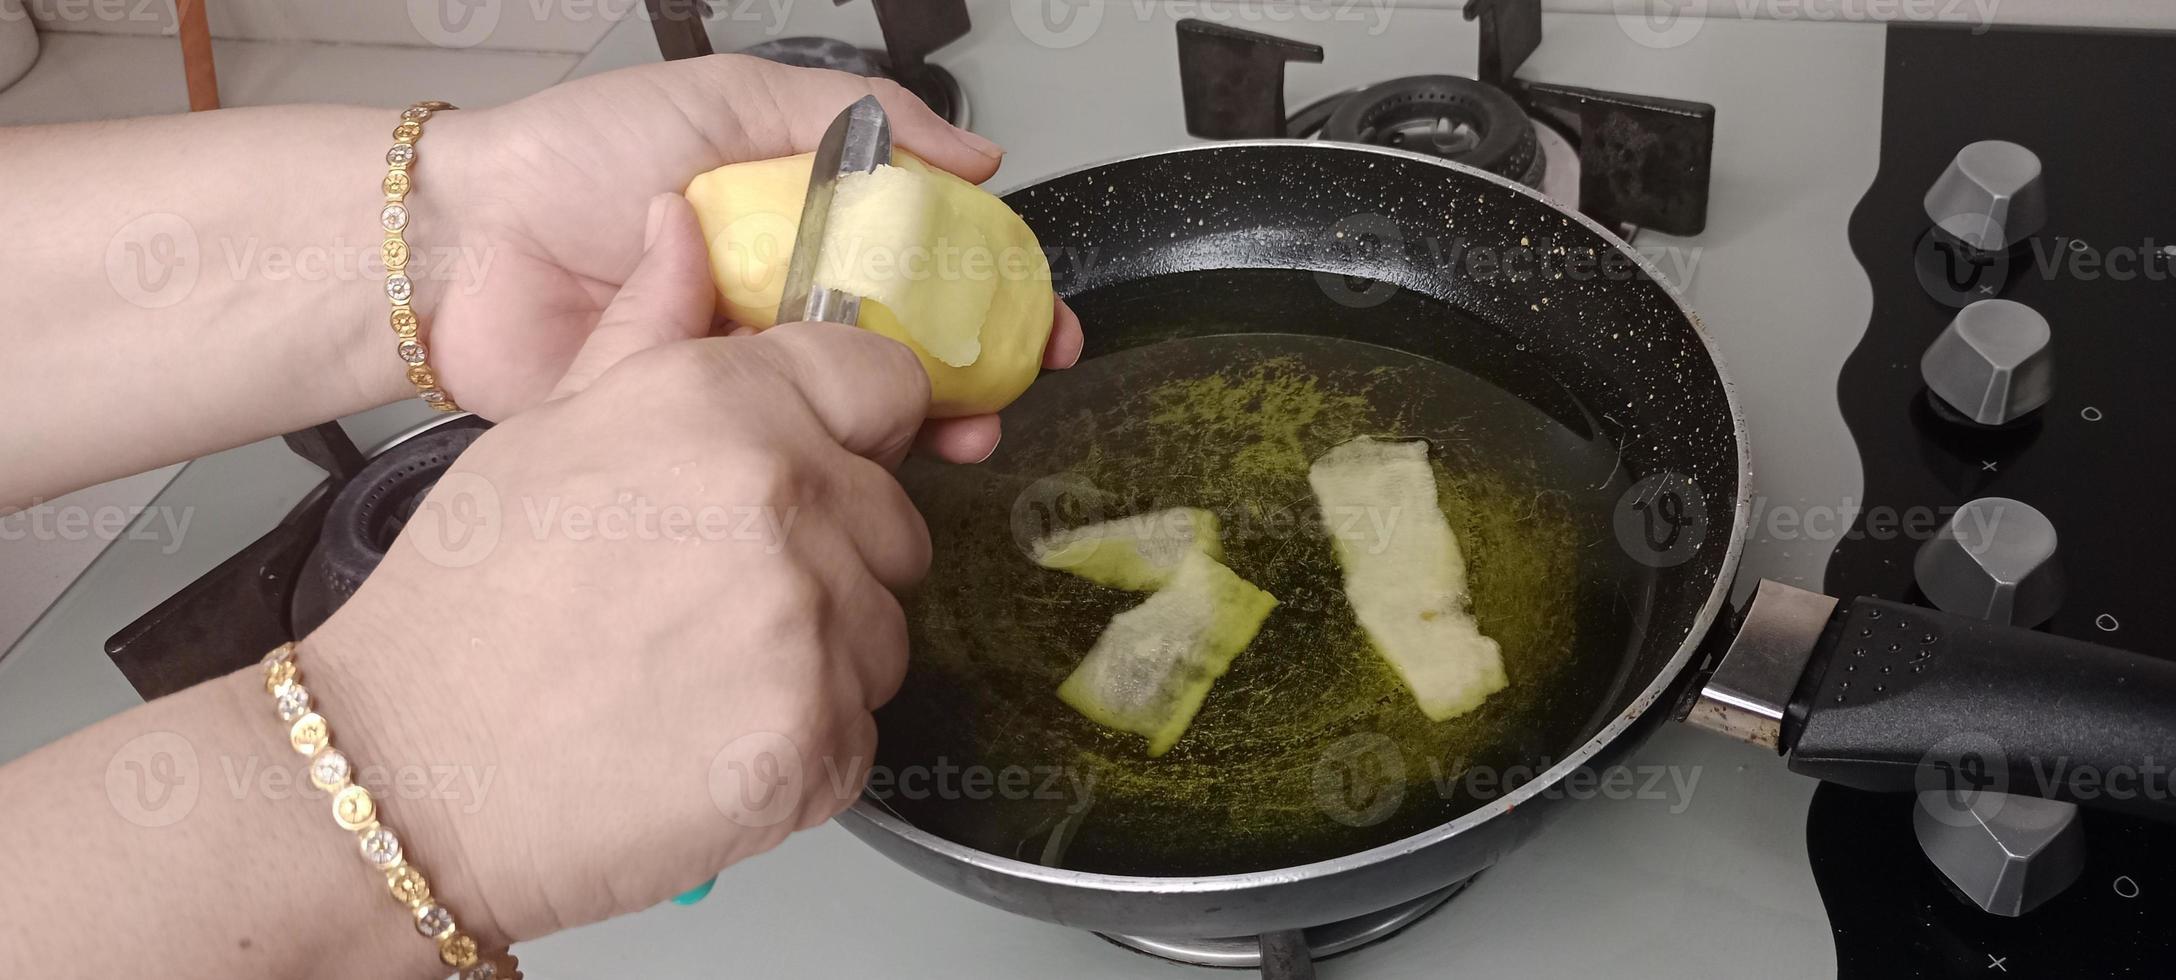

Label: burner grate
[1098,879,1471,977]
[1174,5,1715,236]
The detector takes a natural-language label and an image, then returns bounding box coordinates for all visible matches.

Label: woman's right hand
[300,193,933,947]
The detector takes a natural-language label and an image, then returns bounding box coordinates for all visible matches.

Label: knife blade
[774,94,893,326]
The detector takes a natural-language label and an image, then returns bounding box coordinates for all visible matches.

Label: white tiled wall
[25,0,624,52]
[24,0,2176,57]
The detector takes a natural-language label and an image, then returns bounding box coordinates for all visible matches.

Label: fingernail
[642,194,672,251]
[973,430,1002,464]
[955,127,1003,159]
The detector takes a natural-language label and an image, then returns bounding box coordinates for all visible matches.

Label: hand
[415,55,1082,461]
[303,194,931,944]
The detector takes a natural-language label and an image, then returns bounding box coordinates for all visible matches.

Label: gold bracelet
[260,642,518,979]
[381,101,460,413]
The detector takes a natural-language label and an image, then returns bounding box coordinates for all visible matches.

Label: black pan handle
[1783,596,2176,819]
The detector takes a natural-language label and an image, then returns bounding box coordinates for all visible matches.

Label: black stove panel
[1809,786,2176,978]
[1817,23,2176,978]
[1827,23,2176,637]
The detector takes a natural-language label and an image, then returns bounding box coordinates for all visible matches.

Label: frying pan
[834,140,2176,965]
[838,138,1743,936]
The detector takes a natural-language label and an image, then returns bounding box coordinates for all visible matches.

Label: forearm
[0,105,482,507]
[0,658,502,980]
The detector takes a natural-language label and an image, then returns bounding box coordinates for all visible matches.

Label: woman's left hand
[412,55,1083,461]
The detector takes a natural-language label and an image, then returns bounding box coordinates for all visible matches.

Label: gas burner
[647,0,974,130]
[1285,75,1582,205]
[103,414,492,699]
[1099,879,1470,974]
[1174,5,1714,236]
[739,36,969,130]
[291,419,489,636]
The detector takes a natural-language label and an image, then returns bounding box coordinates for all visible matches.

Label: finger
[753,321,931,468]
[914,415,1001,464]
[735,60,1002,183]
[831,452,933,594]
[801,709,880,829]
[549,195,715,399]
[1044,299,1084,369]
[836,564,913,710]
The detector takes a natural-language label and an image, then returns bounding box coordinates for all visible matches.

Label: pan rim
[848,139,1753,895]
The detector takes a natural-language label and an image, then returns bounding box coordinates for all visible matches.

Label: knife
[774,94,893,326]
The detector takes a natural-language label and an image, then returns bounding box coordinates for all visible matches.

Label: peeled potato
[683,151,1055,418]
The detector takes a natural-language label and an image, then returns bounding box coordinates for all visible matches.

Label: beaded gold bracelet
[260,642,517,979]
[381,101,460,413]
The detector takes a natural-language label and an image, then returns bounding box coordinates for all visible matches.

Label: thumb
[549,193,716,399]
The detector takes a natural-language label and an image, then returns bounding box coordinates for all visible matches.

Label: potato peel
[1057,551,1280,757]
[1308,436,1508,721]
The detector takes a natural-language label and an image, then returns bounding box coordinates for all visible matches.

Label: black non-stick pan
[838,142,2176,962]
[842,139,1743,927]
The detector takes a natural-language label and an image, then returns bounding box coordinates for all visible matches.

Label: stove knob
[1923,140,2046,251]
[1921,299,2054,426]
[1914,791,2086,917]
[1913,496,2065,627]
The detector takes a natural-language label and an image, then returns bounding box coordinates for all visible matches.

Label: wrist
[208,663,467,980]
[341,104,499,412]
[292,613,515,956]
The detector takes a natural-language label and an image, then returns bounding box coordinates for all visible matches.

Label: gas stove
[5,5,2172,979]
